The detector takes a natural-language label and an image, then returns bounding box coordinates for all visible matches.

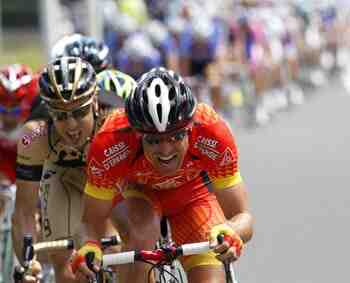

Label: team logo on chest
[194,136,220,160]
[102,142,130,170]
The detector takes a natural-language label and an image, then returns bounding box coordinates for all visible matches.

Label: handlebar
[85,234,121,283]
[100,235,120,249]
[102,241,211,267]
[13,234,74,282]
[99,234,236,283]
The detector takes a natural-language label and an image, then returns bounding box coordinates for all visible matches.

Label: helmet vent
[61,90,72,100]
[68,70,75,85]
[142,89,148,104]
[81,68,89,80]
[179,83,186,96]
[110,82,116,93]
[55,70,63,86]
[169,86,176,100]
[117,77,125,87]
[155,84,161,97]
[157,103,162,123]
[168,106,176,122]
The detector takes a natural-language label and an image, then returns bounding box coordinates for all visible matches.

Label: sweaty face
[50,103,95,148]
[142,129,190,176]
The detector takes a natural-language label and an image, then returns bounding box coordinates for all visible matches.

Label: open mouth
[157,153,178,165]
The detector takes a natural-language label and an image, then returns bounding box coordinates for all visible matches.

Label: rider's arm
[214,182,253,243]
[81,124,125,242]
[12,120,47,262]
[210,152,254,244]
[12,179,40,260]
[71,183,117,278]
[71,123,124,278]
[205,115,254,244]
[81,193,116,242]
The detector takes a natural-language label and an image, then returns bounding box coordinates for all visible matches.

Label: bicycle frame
[155,215,185,283]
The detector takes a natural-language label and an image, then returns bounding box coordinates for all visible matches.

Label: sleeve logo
[21,125,47,147]
[21,134,32,147]
[220,147,234,166]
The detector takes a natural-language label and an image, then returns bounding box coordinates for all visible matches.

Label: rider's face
[50,102,96,148]
[142,128,190,176]
[0,104,22,131]
[0,113,20,131]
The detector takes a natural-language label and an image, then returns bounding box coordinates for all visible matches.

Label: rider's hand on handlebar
[19,259,42,283]
[209,223,243,263]
[71,241,102,281]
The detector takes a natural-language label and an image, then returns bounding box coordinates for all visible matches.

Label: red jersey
[85,103,242,215]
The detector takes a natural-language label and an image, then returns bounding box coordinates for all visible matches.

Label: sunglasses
[0,105,21,116]
[49,104,92,122]
[143,129,188,146]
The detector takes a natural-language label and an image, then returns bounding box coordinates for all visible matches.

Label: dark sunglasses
[0,105,21,116]
[49,104,92,121]
[143,129,188,146]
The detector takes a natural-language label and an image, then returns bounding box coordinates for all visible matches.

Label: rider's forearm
[226,212,254,244]
[80,196,117,244]
[11,207,38,263]
[81,216,115,244]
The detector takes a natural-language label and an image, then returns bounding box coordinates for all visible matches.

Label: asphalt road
[234,80,350,283]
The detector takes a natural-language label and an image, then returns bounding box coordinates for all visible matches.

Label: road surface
[236,80,350,283]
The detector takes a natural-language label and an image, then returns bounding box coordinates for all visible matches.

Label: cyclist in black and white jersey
[12,56,136,282]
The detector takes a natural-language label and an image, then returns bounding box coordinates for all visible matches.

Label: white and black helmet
[126,67,197,133]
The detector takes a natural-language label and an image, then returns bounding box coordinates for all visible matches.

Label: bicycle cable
[143,259,180,283]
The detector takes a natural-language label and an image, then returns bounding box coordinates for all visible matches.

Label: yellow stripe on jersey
[84,182,115,200]
[211,172,243,190]
[182,251,222,272]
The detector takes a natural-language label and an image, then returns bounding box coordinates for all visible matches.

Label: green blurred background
[0,0,43,70]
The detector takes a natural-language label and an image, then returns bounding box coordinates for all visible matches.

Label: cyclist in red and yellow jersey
[73,67,254,283]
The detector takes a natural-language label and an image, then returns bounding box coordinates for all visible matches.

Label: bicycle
[155,216,238,283]
[13,234,74,282]
[88,217,239,283]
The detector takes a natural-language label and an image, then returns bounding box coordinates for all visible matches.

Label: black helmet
[52,34,110,73]
[39,56,97,111]
[126,67,197,133]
